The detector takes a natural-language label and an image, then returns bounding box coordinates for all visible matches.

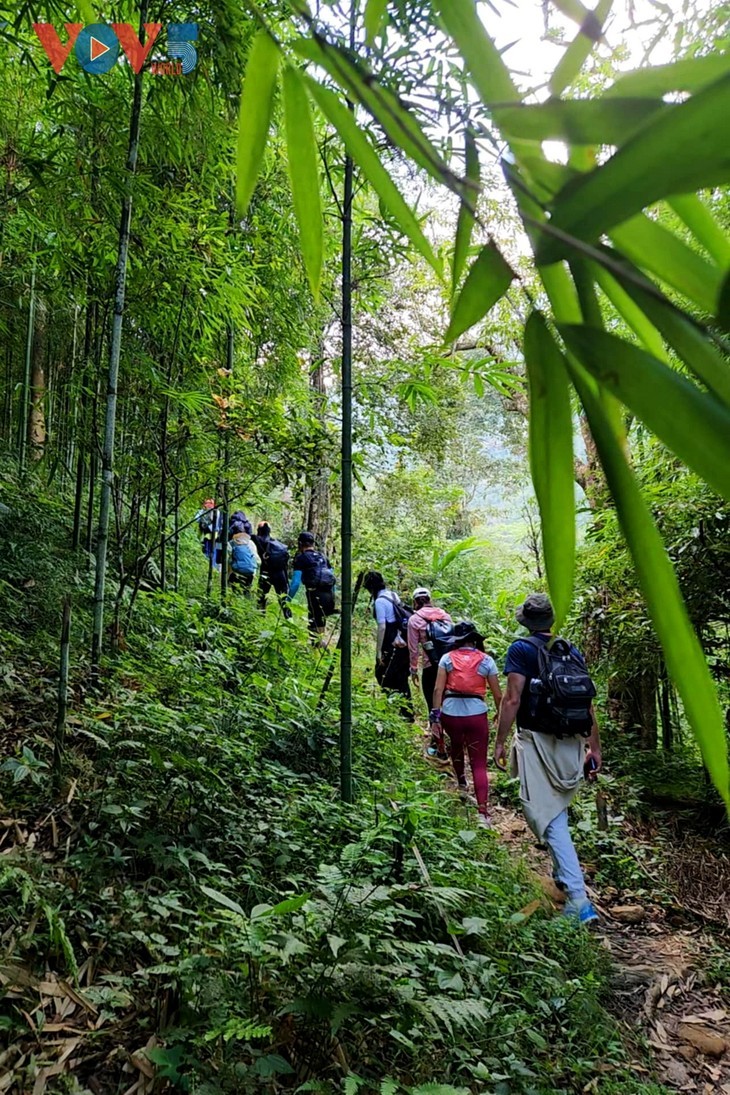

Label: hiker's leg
[241,573,254,596]
[257,571,271,610]
[383,647,413,721]
[464,714,489,814]
[421,664,437,710]
[306,591,328,644]
[441,714,465,782]
[544,809,586,902]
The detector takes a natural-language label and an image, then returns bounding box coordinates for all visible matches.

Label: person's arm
[494,672,526,770]
[430,664,448,743]
[288,569,303,599]
[584,706,602,772]
[374,597,388,663]
[407,617,420,677]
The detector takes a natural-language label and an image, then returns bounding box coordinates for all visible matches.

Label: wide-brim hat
[516,593,555,631]
[453,620,483,645]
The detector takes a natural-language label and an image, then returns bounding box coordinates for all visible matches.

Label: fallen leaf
[678,1023,727,1057]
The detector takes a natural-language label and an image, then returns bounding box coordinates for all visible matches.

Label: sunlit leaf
[282,66,323,301]
[523,313,574,628]
[561,326,730,502]
[492,97,666,146]
[568,371,730,808]
[667,195,730,268]
[445,242,514,342]
[236,30,280,217]
[432,0,519,103]
[549,0,612,97]
[364,0,389,44]
[605,52,730,98]
[539,75,730,263]
[452,129,480,299]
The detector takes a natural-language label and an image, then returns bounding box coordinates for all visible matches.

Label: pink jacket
[408,605,452,671]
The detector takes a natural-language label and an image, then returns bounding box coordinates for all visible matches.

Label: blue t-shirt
[504,633,586,728]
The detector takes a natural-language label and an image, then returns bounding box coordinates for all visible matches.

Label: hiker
[288,532,336,642]
[253,521,291,618]
[493,592,602,924]
[408,588,453,710]
[229,510,253,537]
[430,621,502,828]
[229,524,260,593]
[363,571,413,720]
[197,499,223,569]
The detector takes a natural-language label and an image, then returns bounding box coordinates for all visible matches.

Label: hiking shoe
[476,813,493,830]
[562,898,599,924]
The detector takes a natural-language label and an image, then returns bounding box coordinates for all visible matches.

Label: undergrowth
[0,480,669,1094]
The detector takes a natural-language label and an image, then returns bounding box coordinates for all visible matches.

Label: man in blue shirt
[494,593,602,925]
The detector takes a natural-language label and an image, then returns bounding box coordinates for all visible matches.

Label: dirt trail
[487,796,730,1093]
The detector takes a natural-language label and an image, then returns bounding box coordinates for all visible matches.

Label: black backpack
[375,592,413,641]
[525,636,596,738]
[305,551,335,591]
[424,618,457,667]
[263,538,289,569]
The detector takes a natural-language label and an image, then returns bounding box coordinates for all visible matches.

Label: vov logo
[33,22,198,76]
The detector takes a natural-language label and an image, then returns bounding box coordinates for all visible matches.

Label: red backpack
[445,648,487,698]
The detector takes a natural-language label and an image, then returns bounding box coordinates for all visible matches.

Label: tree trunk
[91,13,147,669]
[306,346,332,546]
[28,297,48,462]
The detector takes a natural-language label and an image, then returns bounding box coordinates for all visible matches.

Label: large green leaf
[549,0,613,97]
[364,0,389,44]
[492,97,666,146]
[610,216,723,318]
[538,75,730,263]
[452,129,480,300]
[560,326,730,503]
[591,266,668,363]
[605,266,730,406]
[568,370,730,808]
[432,0,519,104]
[236,30,281,217]
[445,242,513,342]
[667,195,730,268]
[282,66,323,301]
[523,313,574,629]
[304,76,441,275]
[605,52,730,98]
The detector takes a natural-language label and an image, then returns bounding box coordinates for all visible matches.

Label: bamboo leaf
[236,31,280,217]
[569,371,730,808]
[601,267,730,406]
[592,266,669,363]
[432,0,519,104]
[605,52,730,99]
[282,67,323,301]
[293,37,461,196]
[523,313,574,628]
[364,0,389,44]
[560,326,730,502]
[304,76,441,276]
[445,243,514,342]
[667,195,730,268]
[549,0,612,97]
[539,75,730,263]
[492,97,667,146]
[610,216,723,318]
[452,130,480,299]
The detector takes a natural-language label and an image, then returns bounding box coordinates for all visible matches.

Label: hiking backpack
[230,540,257,576]
[525,636,596,738]
[375,591,413,643]
[263,539,289,569]
[424,618,458,666]
[304,551,335,590]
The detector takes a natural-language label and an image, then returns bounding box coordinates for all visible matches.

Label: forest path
[439,764,730,1093]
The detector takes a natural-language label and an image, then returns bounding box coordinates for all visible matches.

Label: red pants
[440,712,489,815]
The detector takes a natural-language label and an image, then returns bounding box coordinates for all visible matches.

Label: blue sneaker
[562,898,599,924]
